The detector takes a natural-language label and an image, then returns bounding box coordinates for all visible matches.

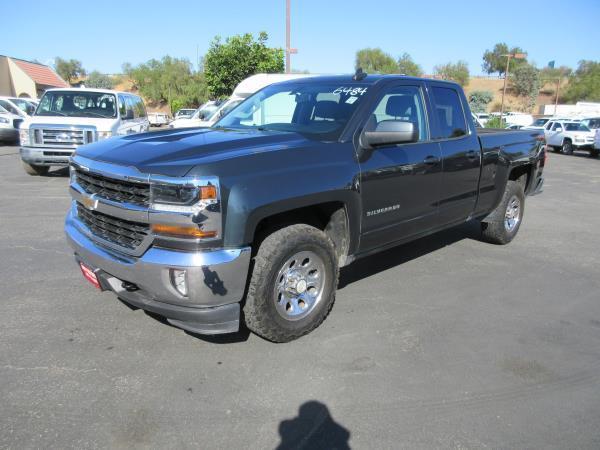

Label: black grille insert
[75,169,150,207]
[76,203,149,250]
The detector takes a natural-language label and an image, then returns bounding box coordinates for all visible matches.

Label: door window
[430,87,467,139]
[552,122,563,131]
[365,85,428,142]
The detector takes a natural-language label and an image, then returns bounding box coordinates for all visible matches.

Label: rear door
[429,83,482,224]
[358,81,442,251]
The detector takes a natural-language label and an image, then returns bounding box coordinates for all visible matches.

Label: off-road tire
[481,180,525,245]
[243,224,339,342]
[22,162,49,176]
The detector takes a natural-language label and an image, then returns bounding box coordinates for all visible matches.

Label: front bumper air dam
[65,212,251,335]
[20,146,73,166]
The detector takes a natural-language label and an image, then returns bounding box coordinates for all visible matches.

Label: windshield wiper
[39,111,68,117]
[81,111,112,118]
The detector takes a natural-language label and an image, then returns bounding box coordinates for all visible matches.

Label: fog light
[170,269,188,296]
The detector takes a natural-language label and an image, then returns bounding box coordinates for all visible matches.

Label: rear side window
[431,87,467,139]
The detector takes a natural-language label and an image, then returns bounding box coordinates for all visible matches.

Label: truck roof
[43,87,139,96]
[270,73,461,88]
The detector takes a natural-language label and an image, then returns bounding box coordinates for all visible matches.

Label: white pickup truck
[19,88,150,175]
[544,119,597,157]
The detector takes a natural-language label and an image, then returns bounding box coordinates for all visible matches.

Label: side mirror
[361,121,418,149]
[123,109,134,120]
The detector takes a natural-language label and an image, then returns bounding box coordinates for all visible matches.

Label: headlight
[0,117,9,124]
[69,165,77,184]
[97,131,113,140]
[19,129,30,146]
[149,177,220,240]
[150,181,218,213]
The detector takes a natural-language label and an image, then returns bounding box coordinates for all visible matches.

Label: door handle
[423,155,440,165]
[466,150,478,160]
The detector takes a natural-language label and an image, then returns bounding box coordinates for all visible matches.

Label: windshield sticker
[333,86,368,96]
[346,96,358,104]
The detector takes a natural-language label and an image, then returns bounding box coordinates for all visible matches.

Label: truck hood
[23,115,117,130]
[75,127,309,177]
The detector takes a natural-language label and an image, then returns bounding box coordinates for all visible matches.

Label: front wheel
[243,224,339,342]
[562,140,573,155]
[590,149,599,158]
[22,162,49,176]
[480,180,525,245]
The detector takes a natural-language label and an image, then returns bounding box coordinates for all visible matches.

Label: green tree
[434,60,470,86]
[485,116,504,128]
[563,60,600,102]
[355,48,398,74]
[397,53,423,77]
[124,56,208,111]
[511,63,541,110]
[468,90,494,113]
[482,43,527,76]
[54,57,86,84]
[85,71,114,89]
[204,32,284,98]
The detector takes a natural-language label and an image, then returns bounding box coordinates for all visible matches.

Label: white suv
[19,88,150,175]
[544,119,597,156]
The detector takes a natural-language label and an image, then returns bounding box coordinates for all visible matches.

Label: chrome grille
[42,128,85,146]
[76,203,149,250]
[75,169,150,207]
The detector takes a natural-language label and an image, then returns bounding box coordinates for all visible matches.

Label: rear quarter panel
[474,129,543,217]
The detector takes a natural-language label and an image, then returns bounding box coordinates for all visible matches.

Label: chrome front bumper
[65,207,251,334]
[20,146,73,166]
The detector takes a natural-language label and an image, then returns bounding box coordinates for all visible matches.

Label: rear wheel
[590,149,599,158]
[244,224,338,342]
[480,180,525,245]
[562,140,573,155]
[22,162,49,176]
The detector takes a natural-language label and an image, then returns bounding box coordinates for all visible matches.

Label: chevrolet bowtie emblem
[81,195,98,210]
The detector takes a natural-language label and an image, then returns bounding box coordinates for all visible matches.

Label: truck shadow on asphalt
[338,220,482,289]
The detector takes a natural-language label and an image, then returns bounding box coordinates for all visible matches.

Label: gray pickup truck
[65,73,545,342]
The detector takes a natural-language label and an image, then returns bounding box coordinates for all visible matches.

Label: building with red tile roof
[0,55,69,100]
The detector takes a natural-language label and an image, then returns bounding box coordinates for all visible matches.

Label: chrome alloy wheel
[504,195,521,232]
[274,250,326,321]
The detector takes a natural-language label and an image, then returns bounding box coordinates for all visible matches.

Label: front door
[358,83,442,252]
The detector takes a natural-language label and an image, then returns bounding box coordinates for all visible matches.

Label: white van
[171,73,315,129]
[19,88,150,175]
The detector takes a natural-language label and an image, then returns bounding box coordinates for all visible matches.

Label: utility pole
[554,77,561,115]
[285,0,297,73]
[500,52,526,121]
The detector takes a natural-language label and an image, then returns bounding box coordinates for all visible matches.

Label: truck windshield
[215,82,369,140]
[35,91,117,118]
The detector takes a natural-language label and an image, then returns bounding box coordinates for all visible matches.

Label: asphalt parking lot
[1,144,600,449]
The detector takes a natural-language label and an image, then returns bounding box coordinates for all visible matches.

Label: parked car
[543,119,597,156]
[0,96,36,117]
[0,104,23,143]
[19,88,150,175]
[506,124,524,130]
[148,112,170,127]
[65,73,545,342]
[580,117,600,131]
[171,74,317,130]
[504,112,534,127]
[522,117,551,130]
[474,113,490,126]
[169,101,221,129]
[173,109,196,120]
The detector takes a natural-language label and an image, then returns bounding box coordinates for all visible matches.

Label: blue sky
[4,0,599,75]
